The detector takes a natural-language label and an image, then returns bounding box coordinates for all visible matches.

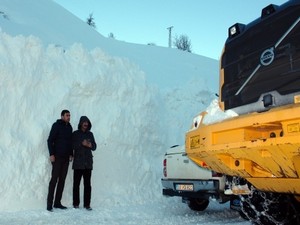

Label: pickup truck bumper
[161,178,226,201]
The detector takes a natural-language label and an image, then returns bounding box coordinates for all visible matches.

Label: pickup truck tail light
[163,159,167,177]
[212,171,223,177]
[200,161,208,167]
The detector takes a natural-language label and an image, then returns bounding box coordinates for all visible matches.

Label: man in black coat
[46,109,73,211]
[72,116,97,210]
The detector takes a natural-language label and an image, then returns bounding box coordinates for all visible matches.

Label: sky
[0,0,252,224]
[53,0,287,59]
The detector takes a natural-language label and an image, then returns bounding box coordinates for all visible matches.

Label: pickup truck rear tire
[188,198,209,211]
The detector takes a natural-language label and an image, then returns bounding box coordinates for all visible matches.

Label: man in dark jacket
[46,109,73,212]
[72,116,97,210]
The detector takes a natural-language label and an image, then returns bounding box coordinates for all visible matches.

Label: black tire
[229,195,249,221]
[188,198,209,211]
[239,210,250,221]
[240,186,300,225]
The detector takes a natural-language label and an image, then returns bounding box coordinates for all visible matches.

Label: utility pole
[167,26,173,48]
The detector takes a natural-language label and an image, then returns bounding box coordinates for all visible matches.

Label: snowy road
[0,199,250,225]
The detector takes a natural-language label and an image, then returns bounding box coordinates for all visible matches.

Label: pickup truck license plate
[175,184,194,191]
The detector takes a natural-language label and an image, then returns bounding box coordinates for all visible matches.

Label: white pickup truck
[161,145,234,211]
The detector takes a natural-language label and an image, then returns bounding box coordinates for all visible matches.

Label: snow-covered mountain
[0,0,249,224]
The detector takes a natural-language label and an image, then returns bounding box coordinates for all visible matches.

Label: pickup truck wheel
[240,186,300,225]
[188,198,209,211]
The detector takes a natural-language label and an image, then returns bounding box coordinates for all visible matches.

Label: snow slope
[0,0,249,224]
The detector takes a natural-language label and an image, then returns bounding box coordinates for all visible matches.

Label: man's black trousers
[73,169,92,207]
[47,156,69,207]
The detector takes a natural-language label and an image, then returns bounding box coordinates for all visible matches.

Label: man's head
[81,121,89,132]
[78,116,91,131]
[61,109,71,123]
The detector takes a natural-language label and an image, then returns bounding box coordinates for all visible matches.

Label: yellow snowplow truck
[186,0,300,224]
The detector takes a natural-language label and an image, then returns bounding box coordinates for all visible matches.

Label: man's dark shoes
[73,205,79,209]
[47,205,53,212]
[53,204,67,209]
[85,206,92,211]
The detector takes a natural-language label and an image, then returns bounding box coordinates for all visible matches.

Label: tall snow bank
[0,32,165,211]
[0,31,218,212]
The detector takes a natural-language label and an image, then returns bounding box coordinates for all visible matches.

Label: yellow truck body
[186,102,300,194]
[184,1,300,223]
